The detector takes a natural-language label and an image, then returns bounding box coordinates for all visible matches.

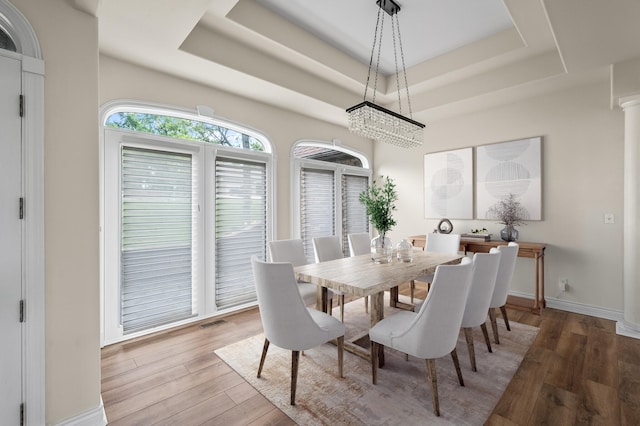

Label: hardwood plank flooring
[102,285,640,425]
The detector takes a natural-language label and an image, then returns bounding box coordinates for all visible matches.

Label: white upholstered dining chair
[488,242,519,344]
[461,250,501,372]
[312,235,348,322]
[347,232,370,257]
[347,232,372,313]
[410,232,461,303]
[268,239,329,308]
[251,257,345,405]
[369,258,474,417]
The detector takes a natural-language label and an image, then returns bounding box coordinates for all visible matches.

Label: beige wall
[375,77,625,312]
[99,55,373,239]
[11,0,101,423]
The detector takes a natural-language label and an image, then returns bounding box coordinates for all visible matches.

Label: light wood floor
[101,284,640,425]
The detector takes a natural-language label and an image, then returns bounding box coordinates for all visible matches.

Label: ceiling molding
[97,0,640,126]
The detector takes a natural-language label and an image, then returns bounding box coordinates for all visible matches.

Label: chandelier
[346,0,425,148]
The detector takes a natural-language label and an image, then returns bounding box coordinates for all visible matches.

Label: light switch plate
[604,213,615,224]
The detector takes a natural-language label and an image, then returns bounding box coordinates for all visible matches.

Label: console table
[409,235,547,314]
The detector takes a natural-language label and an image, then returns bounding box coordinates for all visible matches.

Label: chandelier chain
[373,7,384,104]
[395,13,413,119]
[391,15,402,114]
[364,7,383,103]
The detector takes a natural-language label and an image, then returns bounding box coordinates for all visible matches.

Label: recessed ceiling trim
[181,24,362,107]
[221,0,375,87]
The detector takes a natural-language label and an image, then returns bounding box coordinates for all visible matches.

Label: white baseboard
[616,321,640,340]
[509,290,624,322]
[54,397,107,426]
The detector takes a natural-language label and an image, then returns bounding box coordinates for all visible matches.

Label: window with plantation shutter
[102,103,273,345]
[120,146,195,334]
[342,174,370,254]
[215,157,267,309]
[294,141,370,260]
[300,168,335,262]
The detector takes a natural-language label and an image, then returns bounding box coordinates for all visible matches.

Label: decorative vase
[396,238,413,263]
[371,234,393,264]
[500,225,519,242]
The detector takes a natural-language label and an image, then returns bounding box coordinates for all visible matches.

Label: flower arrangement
[359,175,398,240]
[488,193,527,226]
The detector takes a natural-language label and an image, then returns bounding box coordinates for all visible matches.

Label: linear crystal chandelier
[346,0,425,148]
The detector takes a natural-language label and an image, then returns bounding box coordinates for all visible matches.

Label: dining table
[294,250,464,362]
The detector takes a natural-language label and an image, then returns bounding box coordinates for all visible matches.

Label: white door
[0,53,23,424]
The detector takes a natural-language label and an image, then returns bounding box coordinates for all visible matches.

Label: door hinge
[20,402,24,426]
[20,94,24,117]
[19,197,24,219]
[20,300,25,323]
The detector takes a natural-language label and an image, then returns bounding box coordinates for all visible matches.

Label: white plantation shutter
[120,147,195,334]
[342,174,370,253]
[300,168,335,262]
[215,157,267,308]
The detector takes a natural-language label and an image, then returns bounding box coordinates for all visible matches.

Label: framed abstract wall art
[475,136,542,221]
[424,147,473,219]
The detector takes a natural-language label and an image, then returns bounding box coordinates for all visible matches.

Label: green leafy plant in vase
[359,175,398,263]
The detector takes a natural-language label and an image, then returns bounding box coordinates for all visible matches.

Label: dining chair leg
[337,336,344,378]
[425,358,440,417]
[410,279,415,303]
[370,342,378,384]
[340,294,345,322]
[328,297,333,317]
[378,344,385,368]
[489,307,500,344]
[257,338,270,378]
[500,305,511,331]
[451,348,464,386]
[290,350,300,405]
[365,296,369,313]
[480,322,493,353]
[463,327,477,372]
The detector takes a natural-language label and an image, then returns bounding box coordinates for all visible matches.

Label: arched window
[292,140,370,259]
[106,111,266,151]
[101,102,274,344]
[0,26,17,52]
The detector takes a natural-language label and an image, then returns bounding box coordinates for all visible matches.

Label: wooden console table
[409,235,547,314]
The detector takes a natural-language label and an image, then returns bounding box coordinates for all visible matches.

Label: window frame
[291,140,371,256]
[100,101,275,345]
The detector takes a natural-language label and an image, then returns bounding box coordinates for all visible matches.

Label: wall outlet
[558,278,568,292]
[604,213,615,224]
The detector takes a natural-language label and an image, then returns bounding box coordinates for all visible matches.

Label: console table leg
[541,254,546,308]
[534,254,540,312]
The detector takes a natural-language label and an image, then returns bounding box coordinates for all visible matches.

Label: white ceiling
[94,0,640,127]
[254,0,514,75]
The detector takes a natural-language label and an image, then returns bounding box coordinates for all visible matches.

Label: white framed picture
[475,137,542,221]
[424,147,473,219]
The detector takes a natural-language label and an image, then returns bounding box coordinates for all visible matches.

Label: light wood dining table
[294,250,464,361]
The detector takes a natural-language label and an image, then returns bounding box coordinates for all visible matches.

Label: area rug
[215,296,539,425]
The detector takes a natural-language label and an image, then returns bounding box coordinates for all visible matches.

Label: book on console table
[461,233,492,241]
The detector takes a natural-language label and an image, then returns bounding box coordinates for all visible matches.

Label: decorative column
[618,95,640,339]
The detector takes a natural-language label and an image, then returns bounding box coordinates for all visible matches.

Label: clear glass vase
[500,225,519,242]
[371,234,393,264]
[396,238,413,263]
